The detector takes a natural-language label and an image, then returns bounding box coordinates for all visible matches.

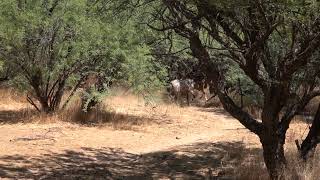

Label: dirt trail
[0,98,259,155]
[0,95,264,179]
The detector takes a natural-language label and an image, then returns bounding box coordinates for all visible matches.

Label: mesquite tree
[146,0,320,179]
[0,0,168,113]
[0,0,108,113]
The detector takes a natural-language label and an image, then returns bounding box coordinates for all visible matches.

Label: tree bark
[260,91,287,180]
[32,88,64,114]
[260,131,287,180]
[299,103,320,160]
[261,135,286,179]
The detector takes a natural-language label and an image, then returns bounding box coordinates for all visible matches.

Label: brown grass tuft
[0,88,27,103]
[59,96,157,130]
[59,98,108,125]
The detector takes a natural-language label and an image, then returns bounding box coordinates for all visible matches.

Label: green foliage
[124,45,168,93]
[0,0,101,80]
[81,85,110,112]
[0,0,168,111]
[87,1,169,95]
[225,63,263,107]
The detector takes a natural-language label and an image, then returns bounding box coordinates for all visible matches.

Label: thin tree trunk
[61,77,84,110]
[50,79,66,111]
[237,78,244,109]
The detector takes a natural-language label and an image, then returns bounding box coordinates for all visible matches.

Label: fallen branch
[27,95,41,112]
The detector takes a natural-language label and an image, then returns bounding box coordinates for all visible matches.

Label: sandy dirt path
[0,95,268,179]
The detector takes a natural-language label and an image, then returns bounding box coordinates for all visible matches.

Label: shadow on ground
[0,141,263,179]
[198,108,235,119]
[61,105,175,130]
[0,107,173,129]
[0,109,38,124]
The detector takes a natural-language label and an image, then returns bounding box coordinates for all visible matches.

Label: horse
[168,79,196,106]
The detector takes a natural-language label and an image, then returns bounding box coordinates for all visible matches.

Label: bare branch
[27,95,41,112]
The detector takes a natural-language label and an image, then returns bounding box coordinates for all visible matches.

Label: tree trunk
[30,80,66,114]
[299,103,320,160]
[38,97,54,114]
[50,79,66,112]
[260,93,287,180]
[36,95,49,113]
[33,92,62,114]
[260,132,287,180]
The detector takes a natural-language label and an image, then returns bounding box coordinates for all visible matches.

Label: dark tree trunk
[38,96,56,113]
[50,79,66,112]
[260,131,287,180]
[39,98,51,113]
[299,104,320,160]
[30,80,66,114]
[35,90,64,113]
[260,91,287,180]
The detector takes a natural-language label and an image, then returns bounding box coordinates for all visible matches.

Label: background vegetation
[0,0,320,179]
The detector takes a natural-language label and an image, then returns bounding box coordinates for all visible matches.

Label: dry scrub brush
[59,95,164,130]
[234,149,320,180]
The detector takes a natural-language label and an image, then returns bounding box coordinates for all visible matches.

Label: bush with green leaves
[0,0,168,113]
[0,0,109,112]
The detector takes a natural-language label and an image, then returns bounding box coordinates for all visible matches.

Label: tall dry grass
[0,87,173,128]
[0,88,27,103]
[234,148,320,180]
[59,93,170,129]
[234,121,319,179]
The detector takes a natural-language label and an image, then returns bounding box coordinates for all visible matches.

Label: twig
[27,95,41,112]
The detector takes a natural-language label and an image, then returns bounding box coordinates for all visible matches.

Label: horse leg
[174,94,178,105]
[175,93,180,106]
[198,91,203,99]
[187,92,190,106]
[179,93,184,107]
[203,90,208,101]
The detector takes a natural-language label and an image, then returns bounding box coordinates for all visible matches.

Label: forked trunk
[38,97,57,113]
[28,69,70,114]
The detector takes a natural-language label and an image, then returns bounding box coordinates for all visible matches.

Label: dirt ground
[0,91,311,179]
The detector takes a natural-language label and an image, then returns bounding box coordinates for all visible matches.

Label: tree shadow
[0,141,263,179]
[0,109,38,124]
[62,107,174,130]
[198,108,235,119]
[0,107,173,129]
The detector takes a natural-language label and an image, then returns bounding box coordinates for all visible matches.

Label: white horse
[169,79,196,106]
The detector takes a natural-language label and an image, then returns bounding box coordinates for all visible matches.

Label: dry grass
[59,94,176,130]
[1,88,320,179]
[0,88,29,111]
[232,148,320,180]
[0,88,26,103]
